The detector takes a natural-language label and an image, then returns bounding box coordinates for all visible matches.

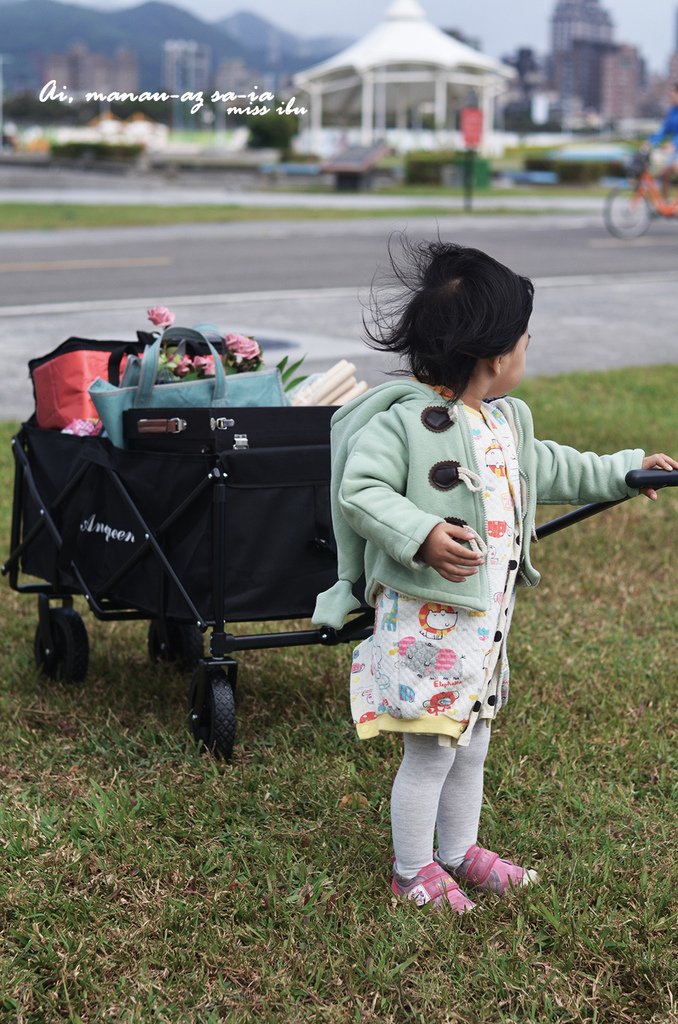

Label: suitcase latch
[138,417,187,435]
[210,417,236,431]
[233,434,249,450]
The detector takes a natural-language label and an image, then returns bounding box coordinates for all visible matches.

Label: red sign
[461,107,483,149]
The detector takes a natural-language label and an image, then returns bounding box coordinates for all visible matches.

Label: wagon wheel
[34,606,89,683]
[188,667,237,760]
[148,620,204,671]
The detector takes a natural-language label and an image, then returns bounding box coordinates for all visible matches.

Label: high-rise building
[551,0,614,54]
[44,45,139,97]
[162,41,211,94]
[550,0,615,113]
[601,44,643,121]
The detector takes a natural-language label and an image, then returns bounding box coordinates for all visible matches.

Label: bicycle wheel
[604,187,652,238]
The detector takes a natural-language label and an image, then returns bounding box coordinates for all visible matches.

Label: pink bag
[29,338,142,429]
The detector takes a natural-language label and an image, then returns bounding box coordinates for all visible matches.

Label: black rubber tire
[604,187,652,238]
[148,620,204,671]
[34,606,89,683]
[188,669,236,760]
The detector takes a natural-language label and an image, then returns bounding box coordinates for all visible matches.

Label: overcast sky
[87,0,678,73]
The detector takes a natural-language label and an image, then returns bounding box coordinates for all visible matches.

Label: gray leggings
[390,725,491,879]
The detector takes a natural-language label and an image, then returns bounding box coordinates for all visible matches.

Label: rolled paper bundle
[323,376,358,405]
[292,360,356,406]
[333,380,369,405]
[305,360,356,405]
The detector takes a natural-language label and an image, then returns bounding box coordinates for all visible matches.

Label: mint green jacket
[312,381,644,629]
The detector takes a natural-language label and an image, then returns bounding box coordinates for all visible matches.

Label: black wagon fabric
[216,444,335,622]
[17,411,349,625]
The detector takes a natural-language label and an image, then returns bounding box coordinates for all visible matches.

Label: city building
[550,0,615,116]
[551,0,614,54]
[162,40,211,94]
[601,44,644,122]
[44,44,139,97]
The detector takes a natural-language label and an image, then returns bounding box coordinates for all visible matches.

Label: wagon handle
[535,468,678,541]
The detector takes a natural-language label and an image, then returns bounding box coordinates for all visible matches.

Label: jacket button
[494,631,502,642]
[472,700,482,712]
[508,559,518,571]
[487,695,496,706]
[429,461,460,490]
[421,406,455,432]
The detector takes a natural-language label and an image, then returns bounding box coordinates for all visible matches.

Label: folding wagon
[4,406,676,759]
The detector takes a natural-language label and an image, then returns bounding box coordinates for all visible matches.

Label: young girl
[312,240,678,912]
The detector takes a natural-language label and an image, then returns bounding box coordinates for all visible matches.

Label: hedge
[405,149,491,187]
[524,156,627,183]
[50,142,144,162]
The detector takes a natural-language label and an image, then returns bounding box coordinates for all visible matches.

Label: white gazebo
[293,0,515,156]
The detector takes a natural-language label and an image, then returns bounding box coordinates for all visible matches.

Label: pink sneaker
[436,844,538,894]
[391,860,476,912]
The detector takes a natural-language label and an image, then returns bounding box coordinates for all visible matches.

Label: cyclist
[649,83,678,199]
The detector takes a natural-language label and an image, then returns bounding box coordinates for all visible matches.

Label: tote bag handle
[134,328,228,408]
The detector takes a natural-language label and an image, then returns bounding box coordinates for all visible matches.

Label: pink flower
[193,354,215,377]
[147,306,176,329]
[225,333,261,360]
[174,354,194,378]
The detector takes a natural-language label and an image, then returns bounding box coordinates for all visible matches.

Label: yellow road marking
[0,256,172,272]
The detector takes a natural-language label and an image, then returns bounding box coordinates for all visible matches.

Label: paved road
[2,211,678,420]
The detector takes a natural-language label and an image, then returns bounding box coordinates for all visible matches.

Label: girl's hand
[417,522,484,583]
[640,453,678,500]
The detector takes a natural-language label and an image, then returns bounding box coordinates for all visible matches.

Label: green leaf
[280,356,307,384]
[285,375,307,392]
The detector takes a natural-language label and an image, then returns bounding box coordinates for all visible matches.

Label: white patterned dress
[350,403,522,747]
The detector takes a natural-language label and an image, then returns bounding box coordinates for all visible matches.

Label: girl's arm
[534,439,678,505]
[533,438,645,505]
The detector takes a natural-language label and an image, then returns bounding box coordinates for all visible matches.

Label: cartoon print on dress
[399,683,416,703]
[398,637,458,679]
[381,591,399,632]
[359,687,374,705]
[351,658,366,674]
[423,691,458,716]
[488,543,500,567]
[487,520,507,540]
[371,646,393,692]
[418,603,458,639]
[485,440,507,478]
[477,627,490,643]
[359,710,377,724]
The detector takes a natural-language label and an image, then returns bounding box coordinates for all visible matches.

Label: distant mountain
[218,10,353,66]
[0,0,351,94]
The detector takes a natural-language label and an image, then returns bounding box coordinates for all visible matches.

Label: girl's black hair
[364,236,534,398]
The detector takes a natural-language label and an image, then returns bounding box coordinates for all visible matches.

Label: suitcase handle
[137,417,188,435]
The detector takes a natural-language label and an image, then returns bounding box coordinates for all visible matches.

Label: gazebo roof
[295,0,514,86]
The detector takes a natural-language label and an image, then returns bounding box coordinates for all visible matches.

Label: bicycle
[604,148,678,238]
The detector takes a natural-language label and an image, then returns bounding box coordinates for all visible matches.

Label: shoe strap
[462,844,500,885]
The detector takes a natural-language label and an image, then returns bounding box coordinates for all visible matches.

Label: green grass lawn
[1,366,677,1023]
[0,196,597,232]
